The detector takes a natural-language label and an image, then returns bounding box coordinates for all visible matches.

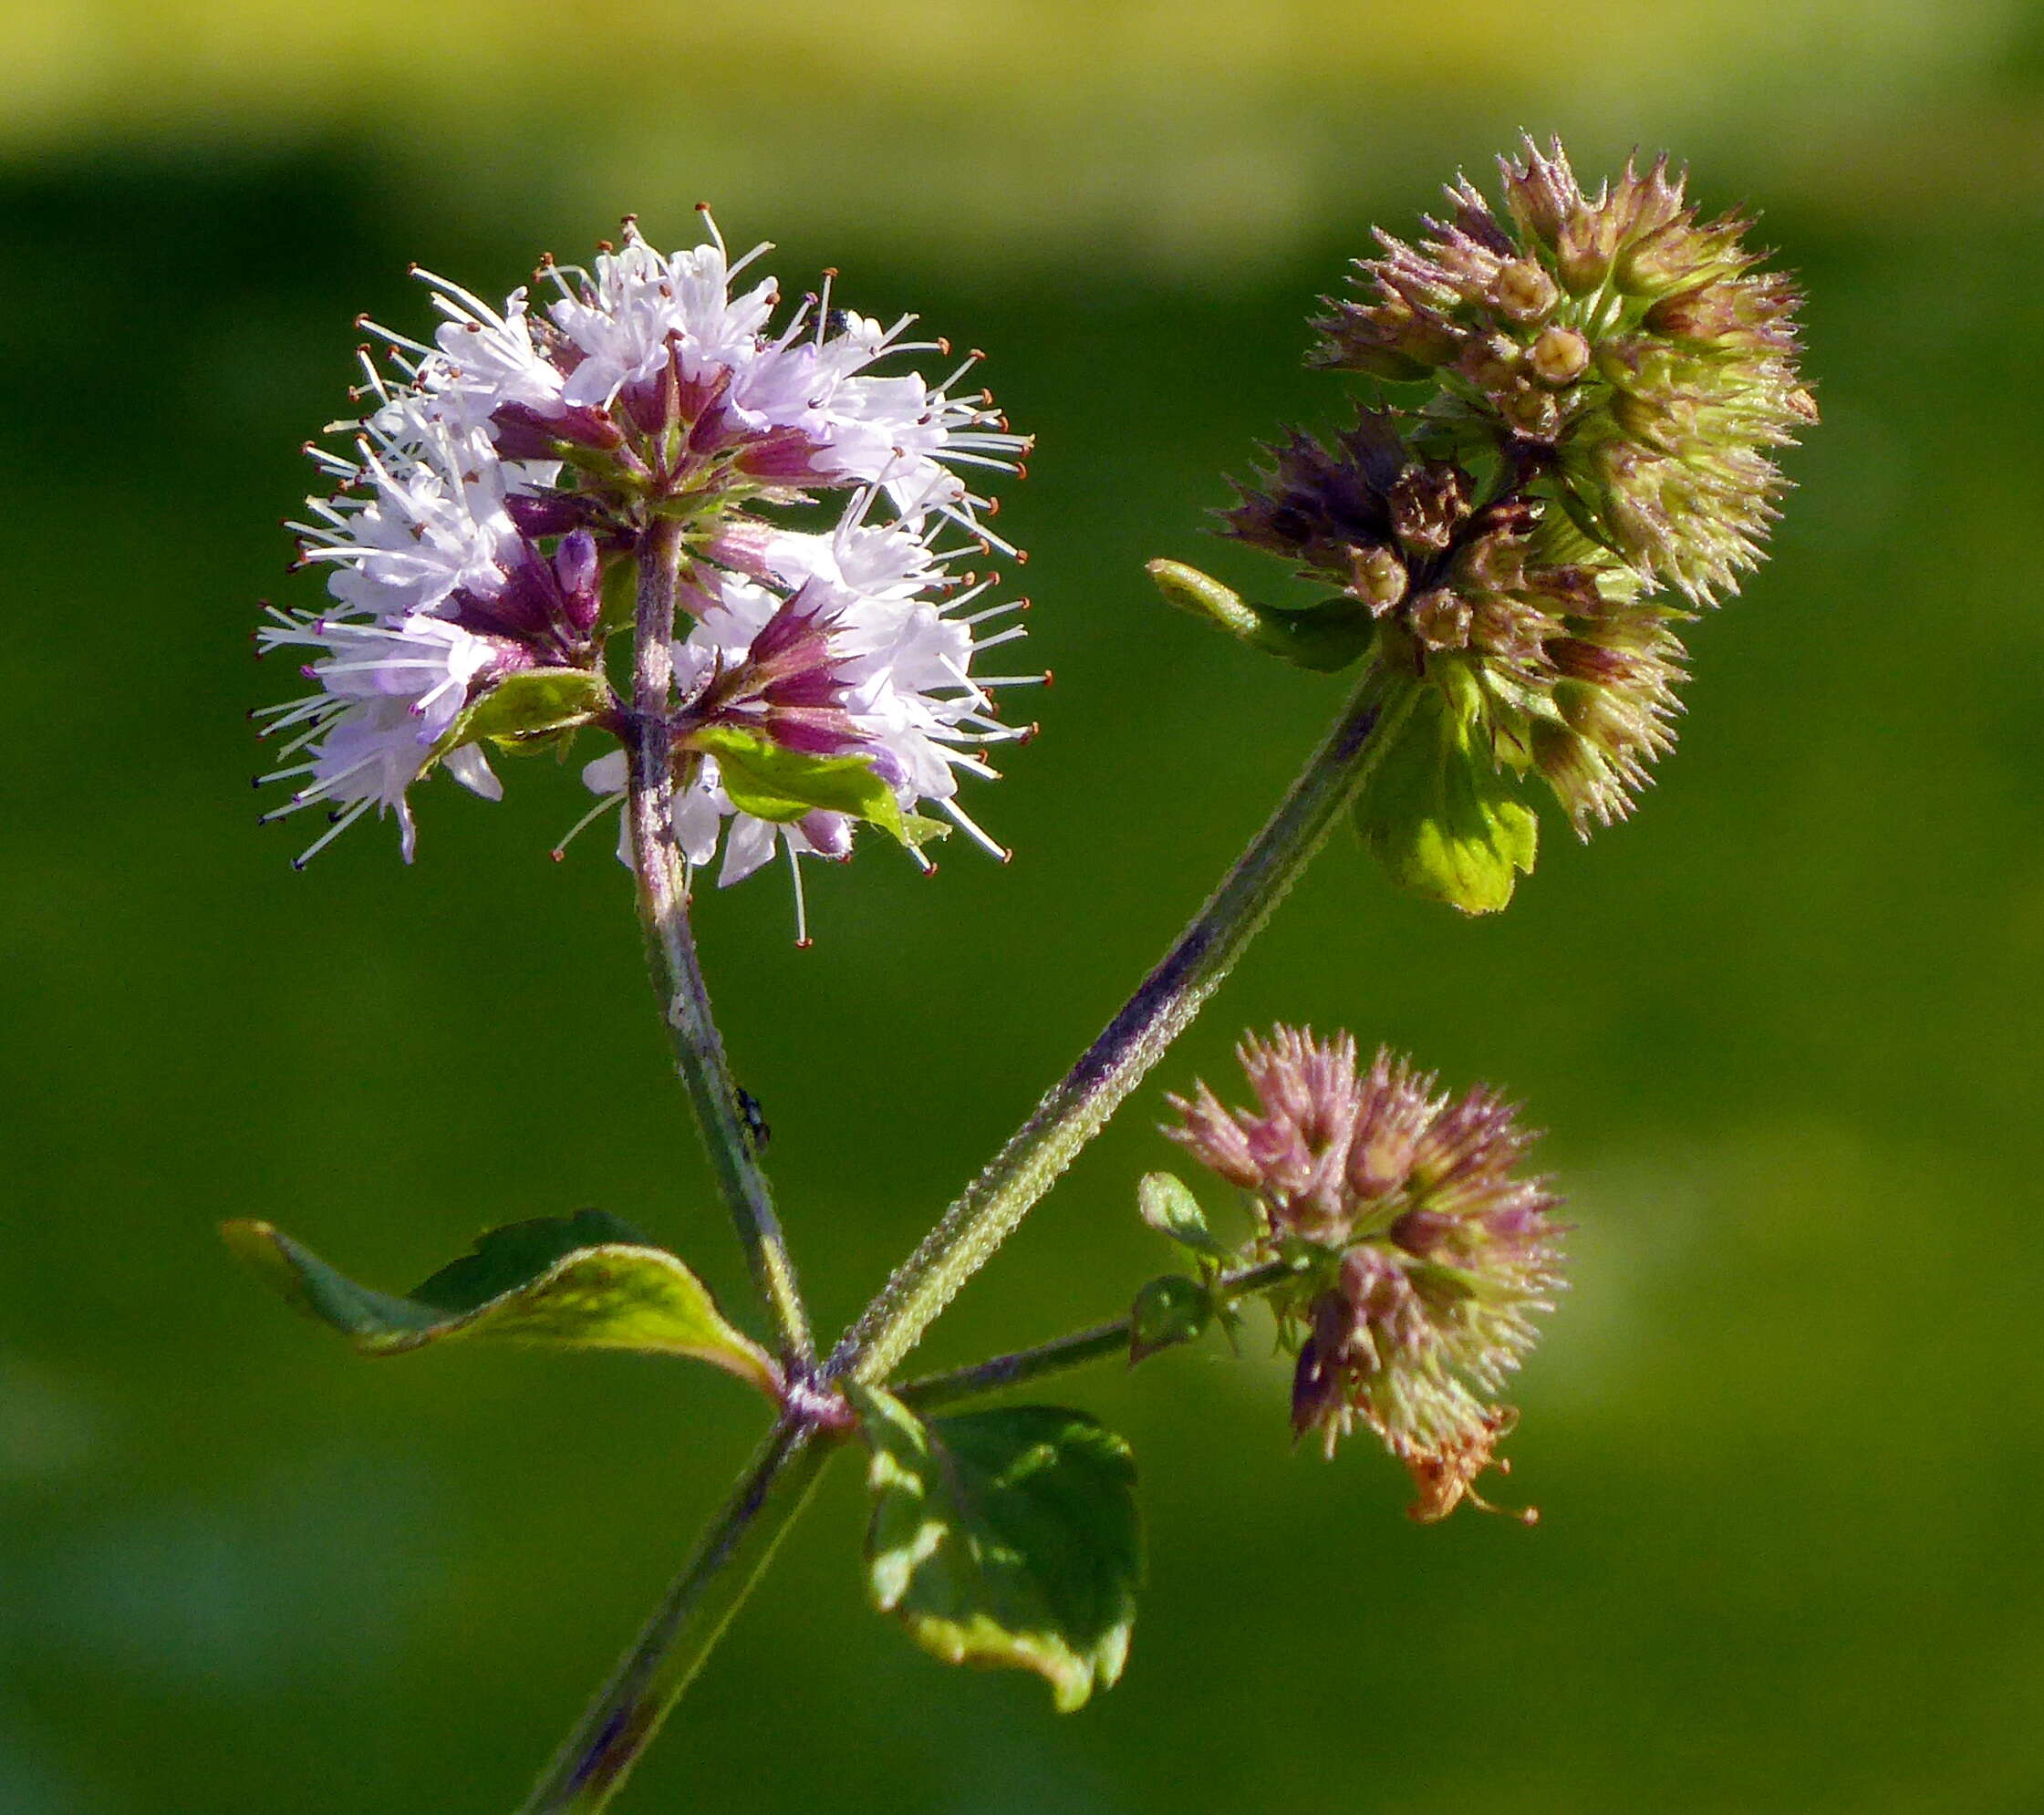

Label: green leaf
[221,1210,780,1398]
[1352,664,1538,914]
[1128,1274,1211,1364]
[1136,1171,1228,1260]
[1146,559,1373,672]
[461,669,614,744]
[421,668,613,775]
[851,1385,1142,1712]
[690,726,937,847]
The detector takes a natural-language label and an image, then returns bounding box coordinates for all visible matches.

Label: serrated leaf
[1128,1274,1211,1364]
[1352,665,1538,914]
[851,1385,1142,1713]
[221,1210,779,1398]
[1136,1171,1227,1260]
[690,726,930,846]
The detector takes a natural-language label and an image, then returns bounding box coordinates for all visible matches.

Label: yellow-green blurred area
[3,0,2041,1809]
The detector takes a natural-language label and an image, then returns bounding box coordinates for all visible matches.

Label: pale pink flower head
[1166,1025,1565,1519]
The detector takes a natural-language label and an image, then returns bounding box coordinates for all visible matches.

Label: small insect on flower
[1165,1026,1567,1520]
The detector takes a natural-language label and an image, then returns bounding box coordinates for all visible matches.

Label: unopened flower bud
[1530,324,1591,386]
[1350,544,1408,613]
[1456,331,1521,394]
[1387,464,1470,555]
[1407,587,1472,651]
[1555,205,1620,294]
[1493,257,1559,323]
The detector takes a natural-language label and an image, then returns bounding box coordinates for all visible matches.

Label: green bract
[1351,662,1538,914]
[852,1385,1142,1712]
[1127,1274,1212,1363]
[223,1209,781,1399]
[1135,1170,1228,1261]
[1146,559,1375,673]
[688,725,946,851]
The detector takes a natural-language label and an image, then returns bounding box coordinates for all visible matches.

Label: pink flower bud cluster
[1167,1027,1565,1519]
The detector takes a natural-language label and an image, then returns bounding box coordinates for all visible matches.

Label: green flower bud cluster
[1154,140,1810,913]
[1312,136,1815,606]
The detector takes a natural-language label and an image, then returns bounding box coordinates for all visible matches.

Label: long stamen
[549,791,627,862]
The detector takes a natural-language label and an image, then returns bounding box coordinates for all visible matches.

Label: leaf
[851,1385,1142,1712]
[1147,559,1373,672]
[1352,664,1538,914]
[460,669,614,744]
[221,1209,780,1398]
[690,726,936,847]
[1136,1171,1228,1260]
[420,669,612,776]
[1128,1274,1211,1364]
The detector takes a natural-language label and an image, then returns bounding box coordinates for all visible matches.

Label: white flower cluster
[255,214,1032,883]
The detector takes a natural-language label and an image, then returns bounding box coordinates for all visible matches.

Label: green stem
[523,659,1406,1812]
[829,667,1413,1385]
[515,1421,835,1815]
[627,519,814,1368]
[895,1258,1299,1412]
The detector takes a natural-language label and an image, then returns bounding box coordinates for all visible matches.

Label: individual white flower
[413,275,569,433]
[254,611,515,865]
[292,407,524,622]
[546,227,780,411]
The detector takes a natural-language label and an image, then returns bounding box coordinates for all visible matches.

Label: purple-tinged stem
[828,669,1415,1385]
[625,516,813,1366]
[894,1258,1299,1412]
[519,656,1412,1814]
[515,1419,835,1815]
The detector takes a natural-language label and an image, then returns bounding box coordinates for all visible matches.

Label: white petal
[442,742,503,802]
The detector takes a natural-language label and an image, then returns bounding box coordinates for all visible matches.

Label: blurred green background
[4,0,2041,1809]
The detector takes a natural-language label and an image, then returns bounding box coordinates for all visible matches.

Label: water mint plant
[230,144,1808,1812]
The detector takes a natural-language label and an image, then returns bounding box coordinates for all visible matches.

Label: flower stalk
[516,1418,836,1815]
[628,519,814,1368]
[895,1257,1299,1413]
[828,666,1419,1385]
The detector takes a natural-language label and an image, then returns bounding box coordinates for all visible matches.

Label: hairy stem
[895,1258,1299,1412]
[525,659,1404,1811]
[516,1421,835,1815]
[829,668,1413,1384]
[628,518,814,1368]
